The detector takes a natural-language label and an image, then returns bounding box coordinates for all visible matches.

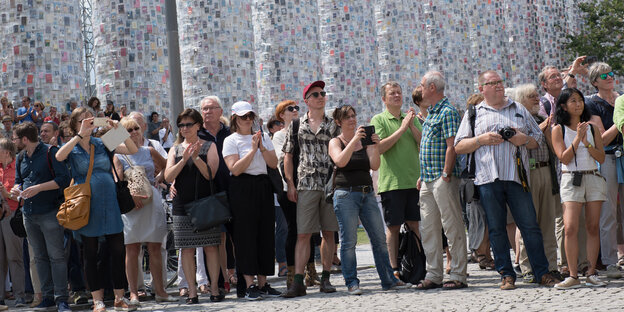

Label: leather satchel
[120,154,153,206]
[57,144,94,230]
[184,162,231,233]
[10,206,27,238]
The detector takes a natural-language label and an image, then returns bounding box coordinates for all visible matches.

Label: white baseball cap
[231,101,254,116]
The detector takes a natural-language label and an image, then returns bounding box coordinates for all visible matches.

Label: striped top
[455,98,543,186]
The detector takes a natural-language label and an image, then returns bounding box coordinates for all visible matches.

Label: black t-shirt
[586,94,623,148]
[197,123,231,192]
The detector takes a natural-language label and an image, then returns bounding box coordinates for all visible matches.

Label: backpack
[397,224,427,284]
[278,118,300,186]
[460,105,479,202]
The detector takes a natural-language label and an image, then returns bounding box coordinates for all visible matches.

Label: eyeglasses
[286,106,300,112]
[177,122,197,129]
[202,106,221,111]
[599,72,615,80]
[239,113,255,121]
[127,127,141,133]
[482,80,504,87]
[306,91,327,99]
[344,114,357,120]
[11,137,19,141]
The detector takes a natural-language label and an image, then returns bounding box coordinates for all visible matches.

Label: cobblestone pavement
[6,244,624,311]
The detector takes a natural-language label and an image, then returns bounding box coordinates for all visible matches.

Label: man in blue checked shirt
[415,71,467,290]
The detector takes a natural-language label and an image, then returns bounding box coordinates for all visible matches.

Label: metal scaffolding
[80,0,96,99]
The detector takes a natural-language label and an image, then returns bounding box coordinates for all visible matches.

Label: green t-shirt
[370,110,422,193]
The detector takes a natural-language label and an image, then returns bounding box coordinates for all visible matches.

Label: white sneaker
[554,277,581,289]
[586,274,607,287]
[347,285,363,295]
[605,264,622,279]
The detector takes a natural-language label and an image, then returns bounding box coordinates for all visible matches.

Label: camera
[498,127,516,141]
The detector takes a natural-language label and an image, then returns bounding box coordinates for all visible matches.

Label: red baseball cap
[303,80,325,100]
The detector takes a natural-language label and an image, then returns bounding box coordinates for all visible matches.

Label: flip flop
[416,279,442,290]
[278,265,288,277]
[443,280,467,289]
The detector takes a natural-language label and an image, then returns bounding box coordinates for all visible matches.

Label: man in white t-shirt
[158,117,175,152]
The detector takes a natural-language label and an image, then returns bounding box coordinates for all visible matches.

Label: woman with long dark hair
[551,88,606,289]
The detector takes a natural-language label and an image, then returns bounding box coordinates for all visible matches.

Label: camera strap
[515,147,530,192]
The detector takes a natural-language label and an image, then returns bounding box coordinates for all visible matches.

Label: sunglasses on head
[127,126,141,133]
[286,105,300,112]
[599,72,615,80]
[239,113,255,121]
[177,122,197,129]
[306,91,327,99]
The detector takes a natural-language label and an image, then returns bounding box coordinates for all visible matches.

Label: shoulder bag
[107,151,135,214]
[57,144,94,230]
[184,143,231,232]
[120,154,153,205]
[10,203,26,238]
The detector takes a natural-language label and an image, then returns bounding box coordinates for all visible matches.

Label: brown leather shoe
[280,282,306,298]
[500,276,516,290]
[319,278,337,293]
[539,272,561,287]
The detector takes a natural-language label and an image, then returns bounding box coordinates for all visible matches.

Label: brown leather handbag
[57,144,94,230]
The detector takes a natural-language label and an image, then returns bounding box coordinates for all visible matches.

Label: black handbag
[184,164,231,233]
[10,206,27,238]
[108,151,136,214]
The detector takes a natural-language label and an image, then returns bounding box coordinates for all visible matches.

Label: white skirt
[122,186,168,245]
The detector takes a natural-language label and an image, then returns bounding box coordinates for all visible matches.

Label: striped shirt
[419,97,461,182]
[455,98,543,186]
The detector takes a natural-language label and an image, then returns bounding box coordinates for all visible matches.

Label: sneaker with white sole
[347,285,363,295]
[586,274,607,287]
[605,264,622,279]
[554,276,581,289]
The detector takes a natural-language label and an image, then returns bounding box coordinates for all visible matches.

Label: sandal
[199,284,210,295]
[443,280,467,289]
[415,279,442,290]
[228,273,238,286]
[478,255,495,270]
[278,265,288,277]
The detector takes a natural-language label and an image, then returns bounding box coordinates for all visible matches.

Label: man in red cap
[281,80,340,297]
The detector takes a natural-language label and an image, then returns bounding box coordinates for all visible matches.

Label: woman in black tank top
[328,105,410,294]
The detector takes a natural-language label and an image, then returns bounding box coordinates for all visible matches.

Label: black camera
[498,127,516,141]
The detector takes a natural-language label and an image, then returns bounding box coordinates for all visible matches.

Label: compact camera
[498,127,516,141]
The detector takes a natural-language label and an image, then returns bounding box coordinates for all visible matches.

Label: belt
[531,161,550,170]
[561,169,602,177]
[336,185,374,194]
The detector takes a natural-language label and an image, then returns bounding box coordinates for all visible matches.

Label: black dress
[171,141,221,248]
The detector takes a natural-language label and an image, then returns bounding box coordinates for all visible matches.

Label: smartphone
[585,56,598,65]
[361,125,375,146]
[251,118,265,147]
[93,117,108,127]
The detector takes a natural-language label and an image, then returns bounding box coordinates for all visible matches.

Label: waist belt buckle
[361,185,371,193]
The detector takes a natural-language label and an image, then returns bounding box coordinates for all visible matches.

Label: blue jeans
[23,210,68,302]
[274,205,288,264]
[333,188,398,289]
[478,180,549,280]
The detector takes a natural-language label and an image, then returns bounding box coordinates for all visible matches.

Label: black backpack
[397,224,426,284]
[278,118,300,186]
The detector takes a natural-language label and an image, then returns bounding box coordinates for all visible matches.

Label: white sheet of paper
[101,126,130,152]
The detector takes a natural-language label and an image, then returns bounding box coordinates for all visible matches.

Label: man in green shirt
[370,81,422,276]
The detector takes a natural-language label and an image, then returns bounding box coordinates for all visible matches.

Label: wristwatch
[442,172,448,178]
[567,73,576,79]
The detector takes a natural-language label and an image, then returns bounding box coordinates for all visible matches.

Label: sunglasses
[239,113,255,121]
[482,80,504,87]
[286,106,300,112]
[306,91,327,99]
[177,122,196,129]
[599,72,615,80]
[127,126,141,133]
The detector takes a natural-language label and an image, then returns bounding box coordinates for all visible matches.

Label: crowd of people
[0,55,623,311]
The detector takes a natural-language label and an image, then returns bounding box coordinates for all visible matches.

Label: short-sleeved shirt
[454,99,543,186]
[586,93,623,148]
[223,132,274,175]
[147,121,161,141]
[17,107,35,123]
[198,123,231,193]
[0,160,18,211]
[419,97,461,182]
[282,113,340,191]
[370,109,422,193]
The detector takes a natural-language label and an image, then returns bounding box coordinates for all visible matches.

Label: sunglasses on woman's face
[177,122,197,129]
[239,113,255,121]
[286,106,300,112]
[600,71,615,80]
[127,127,141,133]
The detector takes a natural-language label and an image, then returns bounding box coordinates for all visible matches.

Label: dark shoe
[33,298,56,311]
[280,282,306,298]
[500,276,516,290]
[539,272,562,287]
[185,296,199,304]
[415,279,442,290]
[210,294,225,302]
[245,285,264,301]
[549,270,564,282]
[57,301,72,312]
[319,278,336,293]
[14,298,27,308]
[259,283,281,297]
[442,280,467,289]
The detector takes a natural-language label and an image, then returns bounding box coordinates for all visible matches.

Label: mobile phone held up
[252,117,265,148]
[361,125,375,146]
